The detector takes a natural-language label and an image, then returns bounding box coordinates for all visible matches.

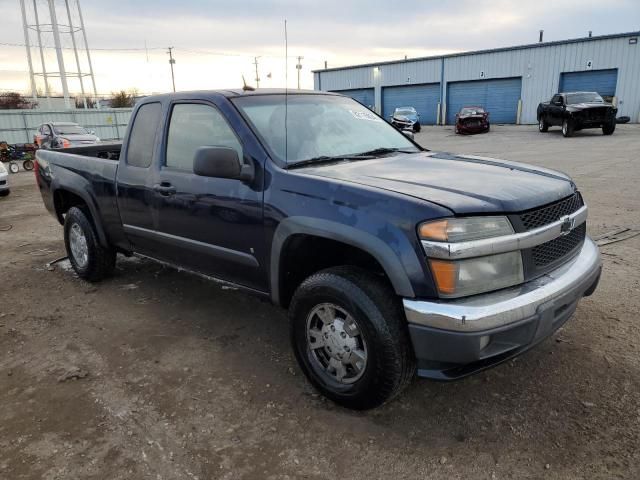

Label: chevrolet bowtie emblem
[560,215,575,235]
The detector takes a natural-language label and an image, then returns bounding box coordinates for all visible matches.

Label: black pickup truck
[35,89,602,409]
[537,91,617,137]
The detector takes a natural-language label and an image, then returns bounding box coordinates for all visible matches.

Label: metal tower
[18,0,98,109]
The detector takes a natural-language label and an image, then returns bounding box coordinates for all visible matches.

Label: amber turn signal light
[428,259,457,295]
[418,219,449,241]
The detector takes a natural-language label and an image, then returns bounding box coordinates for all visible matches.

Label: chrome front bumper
[404,238,602,379]
[405,237,601,332]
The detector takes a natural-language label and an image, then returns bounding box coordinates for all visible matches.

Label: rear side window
[127,102,161,168]
[165,103,242,172]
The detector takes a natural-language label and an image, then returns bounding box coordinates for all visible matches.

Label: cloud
[0,0,638,94]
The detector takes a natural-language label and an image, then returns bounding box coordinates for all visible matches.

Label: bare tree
[0,92,37,110]
[110,90,138,108]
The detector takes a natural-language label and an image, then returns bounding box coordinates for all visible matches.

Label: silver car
[34,122,100,149]
[0,162,9,197]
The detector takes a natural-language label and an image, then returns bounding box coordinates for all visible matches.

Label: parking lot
[1,124,639,479]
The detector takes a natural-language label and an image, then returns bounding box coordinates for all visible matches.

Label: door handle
[153,183,176,196]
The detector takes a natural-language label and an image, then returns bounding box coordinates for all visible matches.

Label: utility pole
[296,56,303,89]
[168,47,176,92]
[253,57,260,88]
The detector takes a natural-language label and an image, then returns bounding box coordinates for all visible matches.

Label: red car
[455,106,490,134]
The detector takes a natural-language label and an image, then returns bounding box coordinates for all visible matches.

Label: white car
[0,162,9,197]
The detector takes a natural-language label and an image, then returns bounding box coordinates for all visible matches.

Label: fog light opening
[479,335,491,351]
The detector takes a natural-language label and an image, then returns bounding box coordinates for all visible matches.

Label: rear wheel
[562,118,574,137]
[602,120,616,135]
[414,122,421,133]
[64,206,116,282]
[289,267,415,410]
[22,159,34,171]
[538,117,549,132]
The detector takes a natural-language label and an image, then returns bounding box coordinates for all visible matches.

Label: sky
[0,0,639,98]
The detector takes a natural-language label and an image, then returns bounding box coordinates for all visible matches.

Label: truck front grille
[531,223,586,267]
[519,193,583,231]
[584,107,608,121]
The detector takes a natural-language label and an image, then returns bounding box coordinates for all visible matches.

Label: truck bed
[35,143,126,250]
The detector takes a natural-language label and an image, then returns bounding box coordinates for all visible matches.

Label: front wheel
[562,118,574,137]
[602,120,616,135]
[23,159,34,171]
[289,267,415,410]
[538,117,549,132]
[413,122,421,133]
[8,162,19,174]
[64,206,116,282]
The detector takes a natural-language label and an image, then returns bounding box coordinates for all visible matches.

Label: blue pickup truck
[35,89,602,409]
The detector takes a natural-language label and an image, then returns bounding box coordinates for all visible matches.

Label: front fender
[270,216,418,305]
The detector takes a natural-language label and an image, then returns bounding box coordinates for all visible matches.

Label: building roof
[313,31,640,73]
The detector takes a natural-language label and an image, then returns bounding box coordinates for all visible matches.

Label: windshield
[460,107,485,115]
[53,124,89,135]
[395,108,416,116]
[566,93,604,105]
[232,94,420,166]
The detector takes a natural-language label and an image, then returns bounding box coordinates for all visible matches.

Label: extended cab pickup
[35,90,602,409]
[537,91,617,137]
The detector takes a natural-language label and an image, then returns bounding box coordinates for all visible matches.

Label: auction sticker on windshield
[349,110,383,122]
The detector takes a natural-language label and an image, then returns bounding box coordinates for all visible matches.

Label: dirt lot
[1,124,639,479]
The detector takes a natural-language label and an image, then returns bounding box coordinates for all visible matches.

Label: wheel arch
[53,187,109,247]
[271,217,416,307]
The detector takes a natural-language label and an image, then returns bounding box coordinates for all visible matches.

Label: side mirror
[402,129,414,140]
[89,129,96,135]
[193,146,254,182]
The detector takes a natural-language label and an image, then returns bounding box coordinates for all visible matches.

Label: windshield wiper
[287,147,419,169]
[355,147,419,156]
[287,155,373,169]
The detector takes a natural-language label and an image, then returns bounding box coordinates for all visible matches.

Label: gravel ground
[1,124,639,479]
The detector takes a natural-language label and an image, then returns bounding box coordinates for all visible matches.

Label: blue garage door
[559,69,618,99]
[446,77,522,124]
[330,88,375,109]
[382,83,440,125]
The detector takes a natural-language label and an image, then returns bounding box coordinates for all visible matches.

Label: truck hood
[297,151,576,214]
[567,102,614,110]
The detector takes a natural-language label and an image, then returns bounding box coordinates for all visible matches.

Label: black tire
[602,120,616,135]
[414,122,421,133]
[64,206,116,282]
[562,118,574,137]
[538,117,549,132]
[23,159,34,171]
[289,266,415,410]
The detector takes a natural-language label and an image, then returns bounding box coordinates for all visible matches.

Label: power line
[0,41,165,51]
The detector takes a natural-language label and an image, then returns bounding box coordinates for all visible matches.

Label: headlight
[419,216,514,242]
[429,252,524,298]
[0,163,6,174]
[419,217,523,298]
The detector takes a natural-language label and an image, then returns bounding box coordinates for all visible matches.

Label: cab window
[165,103,242,172]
